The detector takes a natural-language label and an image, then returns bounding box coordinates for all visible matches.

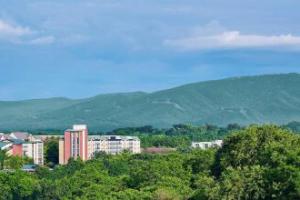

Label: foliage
[1,153,33,170]
[0,150,7,170]
[6,156,24,170]
[112,124,239,148]
[44,137,59,167]
[1,125,300,199]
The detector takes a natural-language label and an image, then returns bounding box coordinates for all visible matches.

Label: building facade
[88,135,141,158]
[0,132,44,165]
[22,141,44,165]
[59,124,88,165]
[191,140,223,150]
[59,125,141,164]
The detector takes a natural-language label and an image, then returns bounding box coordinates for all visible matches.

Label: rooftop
[65,124,88,132]
[89,135,140,141]
[10,132,29,140]
[22,164,37,172]
[0,141,12,149]
[9,139,24,145]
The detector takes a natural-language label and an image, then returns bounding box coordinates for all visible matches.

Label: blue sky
[1,0,300,100]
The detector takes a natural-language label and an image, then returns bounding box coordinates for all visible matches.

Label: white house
[191,140,223,150]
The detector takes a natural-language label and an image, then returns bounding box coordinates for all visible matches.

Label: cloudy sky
[1,0,300,100]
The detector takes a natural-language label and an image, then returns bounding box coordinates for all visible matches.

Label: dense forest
[1,125,300,199]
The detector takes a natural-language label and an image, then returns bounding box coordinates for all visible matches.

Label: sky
[1,0,300,100]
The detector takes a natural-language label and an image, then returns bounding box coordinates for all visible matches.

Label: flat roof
[89,135,140,141]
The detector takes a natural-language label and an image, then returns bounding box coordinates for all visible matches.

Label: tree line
[1,125,300,199]
[43,122,300,167]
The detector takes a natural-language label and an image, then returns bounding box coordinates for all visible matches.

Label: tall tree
[0,150,7,170]
[44,138,59,166]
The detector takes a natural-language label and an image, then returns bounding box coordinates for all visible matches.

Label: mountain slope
[1,73,300,131]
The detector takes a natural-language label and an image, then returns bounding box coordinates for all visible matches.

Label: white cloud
[0,20,33,37]
[165,31,300,50]
[0,19,55,45]
[28,36,55,45]
[0,19,86,46]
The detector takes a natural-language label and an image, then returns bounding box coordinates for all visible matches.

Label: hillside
[1,73,300,132]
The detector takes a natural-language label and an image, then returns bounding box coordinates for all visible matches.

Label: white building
[88,135,141,158]
[191,140,223,150]
[22,141,44,165]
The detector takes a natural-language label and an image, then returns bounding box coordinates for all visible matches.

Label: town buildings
[59,125,141,164]
[0,132,44,165]
[191,140,223,150]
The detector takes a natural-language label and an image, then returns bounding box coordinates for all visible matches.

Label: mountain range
[1,73,300,132]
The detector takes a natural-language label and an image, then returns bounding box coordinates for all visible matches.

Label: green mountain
[1,73,300,132]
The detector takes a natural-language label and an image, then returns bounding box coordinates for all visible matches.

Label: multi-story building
[191,140,223,150]
[59,124,88,165]
[88,135,141,158]
[22,141,44,165]
[0,132,44,165]
[59,125,141,164]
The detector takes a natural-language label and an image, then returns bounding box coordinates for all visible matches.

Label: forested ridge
[1,73,300,131]
[1,125,300,199]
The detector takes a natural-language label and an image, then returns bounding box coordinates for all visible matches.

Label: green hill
[1,73,300,132]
